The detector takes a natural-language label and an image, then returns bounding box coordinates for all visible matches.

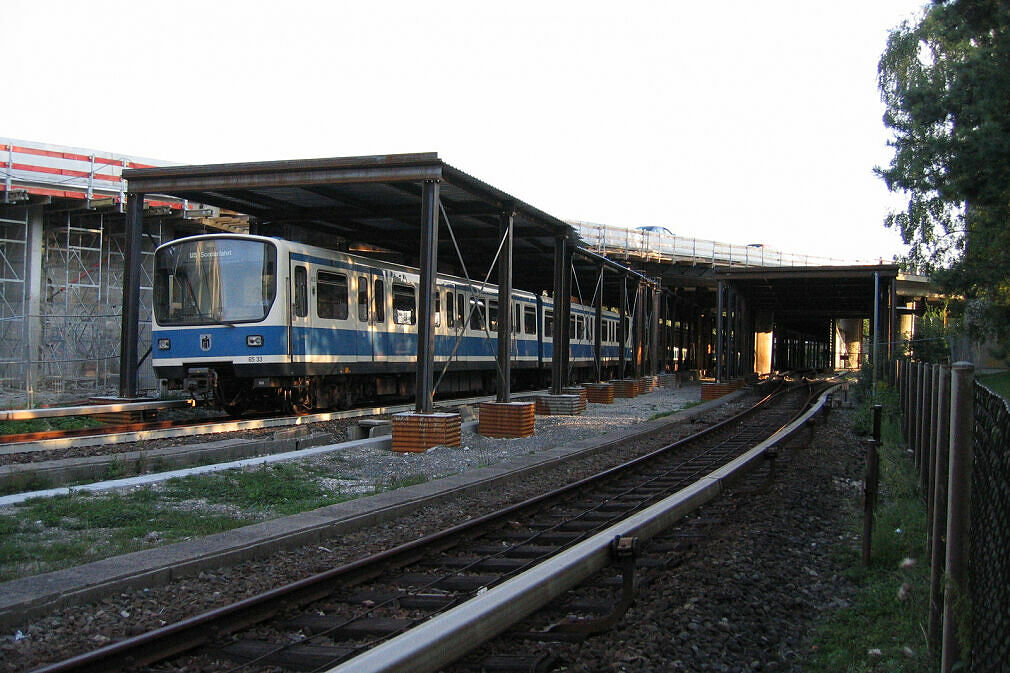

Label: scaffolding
[0,209,28,393]
[36,211,161,401]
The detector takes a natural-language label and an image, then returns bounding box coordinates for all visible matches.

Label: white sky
[6,0,925,263]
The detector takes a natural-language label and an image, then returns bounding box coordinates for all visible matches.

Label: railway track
[0,391,543,452]
[28,378,829,673]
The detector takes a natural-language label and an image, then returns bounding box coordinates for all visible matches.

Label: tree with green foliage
[877,0,1010,340]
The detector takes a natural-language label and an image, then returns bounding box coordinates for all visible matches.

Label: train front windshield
[154,238,277,325]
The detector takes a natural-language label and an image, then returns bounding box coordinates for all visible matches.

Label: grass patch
[0,414,104,436]
[0,462,357,581]
[806,394,933,672]
[161,462,351,516]
[0,489,256,582]
[978,370,1010,401]
[0,470,52,496]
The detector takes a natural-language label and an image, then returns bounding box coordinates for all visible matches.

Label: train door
[371,274,388,360]
[289,262,309,359]
[354,271,377,363]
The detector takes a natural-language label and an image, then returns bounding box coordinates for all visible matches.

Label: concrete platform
[0,389,746,629]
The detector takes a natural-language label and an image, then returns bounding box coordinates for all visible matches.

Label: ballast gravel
[1,386,871,673]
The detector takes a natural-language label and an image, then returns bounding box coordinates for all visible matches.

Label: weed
[648,401,701,421]
[0,488,255,582]
[0,471,51,496]
[161,462,347,516]
[806,405,933,672]
[0,414,104,436]
[373,473,429,493]
[103,459,126,480]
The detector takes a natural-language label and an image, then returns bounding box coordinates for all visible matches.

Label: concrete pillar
[22,205,44,400]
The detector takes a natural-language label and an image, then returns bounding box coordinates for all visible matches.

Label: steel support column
[618,274,628,379]
[715,280,725,382]
[118,192,144,399]
[872,272,880,391]
[594,264,603,382]
[633,281,644,378]
[650,283,660,375]
[551,234,570,394]
[496,207,514,402]
[415,180,439,413]
[888,277,897,381]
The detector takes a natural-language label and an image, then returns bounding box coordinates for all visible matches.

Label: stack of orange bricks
[613,380,639,398]
[700,379,745,400]
[585,383,615,404]
[391,412,461,452]
[477,402,535,438]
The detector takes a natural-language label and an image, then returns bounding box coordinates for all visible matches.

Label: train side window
[392,283,416,325]
[293,266,308,318]
[317,271,349,320]
[524,306,537,335]
[514,304,522,334]
[569,316,575,339]
[544,309,553,338]
[434,292,441,327]
[446,292,455,328]
[357,276,369,322]
[489,300,498,331]
[469,297,485,331]
[576,315,585,340]
[456,293,465,327]
[373,279,385,322]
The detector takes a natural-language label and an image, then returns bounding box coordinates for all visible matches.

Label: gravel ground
[0,386,868,673]
[459,405,865,673]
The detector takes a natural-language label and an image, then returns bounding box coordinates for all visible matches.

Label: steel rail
[0,399,194,422]
[328,384,834,673]
[25,381,820,673]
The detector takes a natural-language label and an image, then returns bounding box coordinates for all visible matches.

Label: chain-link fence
[969,381,1010,672]
[899,360,1010,672]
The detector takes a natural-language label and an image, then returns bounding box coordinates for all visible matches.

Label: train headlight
[158,338,171,350]
[246,335,264,347]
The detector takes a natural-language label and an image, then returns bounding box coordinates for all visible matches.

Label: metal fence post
[862,404,883,566]
[904,359,913,442]
[915,362,924,471]
[928,363,951,656]
[942,362,974,673]
[925,367,937,493]
[921,361,925,483]
[927,364,941,547]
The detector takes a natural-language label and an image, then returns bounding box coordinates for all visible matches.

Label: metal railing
[569,219,884,268]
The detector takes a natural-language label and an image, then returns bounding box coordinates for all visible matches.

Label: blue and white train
[152,234,632,414]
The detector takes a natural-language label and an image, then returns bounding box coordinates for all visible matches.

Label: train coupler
[183,367,218,401]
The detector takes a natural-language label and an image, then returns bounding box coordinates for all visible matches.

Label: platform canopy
[715,265,900,317]
[123,152,654,295]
